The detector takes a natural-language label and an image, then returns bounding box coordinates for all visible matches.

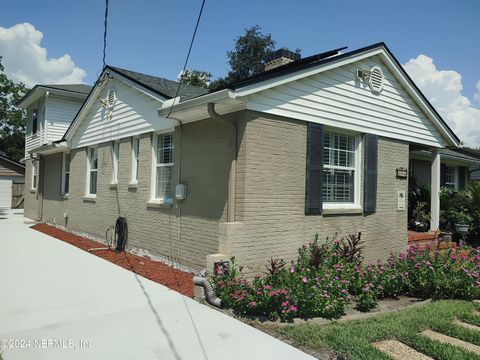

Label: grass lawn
[272,300,480,359]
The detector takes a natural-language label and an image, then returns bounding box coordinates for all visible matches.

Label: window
[32,109,38,134]
[131,137,140,183]
[444,166,456,189]
[112,142,120,184]
[87,147,98,195]
[153,133,174,202]
[323,131,359,204]
[32,161,38,190]
[62,153,71,195]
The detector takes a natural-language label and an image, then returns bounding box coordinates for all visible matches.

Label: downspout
[207,103,237,223]
[44,91,49,145]
[36,156,45,222]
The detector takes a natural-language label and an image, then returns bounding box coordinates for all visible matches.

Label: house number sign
[396,167,408,179]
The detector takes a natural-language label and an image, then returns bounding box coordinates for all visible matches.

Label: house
[0,154,25,209]
[16,84,92,218]
[19,42,467,273]
[410,148,480,190]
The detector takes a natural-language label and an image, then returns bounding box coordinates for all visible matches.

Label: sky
[1,0,479,146]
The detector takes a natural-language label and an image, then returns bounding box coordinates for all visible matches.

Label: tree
[209,25,276,90]
[0,57,28,161]
[178,69,212,88]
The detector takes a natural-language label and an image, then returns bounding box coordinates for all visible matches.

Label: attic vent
[368,66,384,94]
[107,89,116,107]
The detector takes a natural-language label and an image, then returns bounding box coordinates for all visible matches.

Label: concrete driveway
[0,212,314,360]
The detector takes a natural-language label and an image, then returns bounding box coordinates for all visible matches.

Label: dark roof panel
[108,66,209,101]
[41,84,92,94]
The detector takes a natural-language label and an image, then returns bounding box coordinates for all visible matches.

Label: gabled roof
[39,84,92,94]
[16,84,92,108]
[108,66,209,101]
[64,66,209,142]
[0,153,25,176]
[161,42,460,148]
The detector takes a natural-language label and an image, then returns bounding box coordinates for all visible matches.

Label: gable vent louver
[107,89,116,107]
[368,66,384,94]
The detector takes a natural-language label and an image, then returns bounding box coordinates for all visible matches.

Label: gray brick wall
[223,112,409,273]
[25,110,409,273]
[27,118,233,270]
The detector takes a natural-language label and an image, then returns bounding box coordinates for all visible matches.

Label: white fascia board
[29,141,69,156]
[157,89,237,118]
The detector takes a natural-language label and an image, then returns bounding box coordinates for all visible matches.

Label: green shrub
[213,236,480,320]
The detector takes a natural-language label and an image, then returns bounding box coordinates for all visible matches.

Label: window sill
[62,194,69,200]
[128,182,138,190]
[30,189,37,194]
[83,195,97,203]
[323,206,363,215]
[146,200,172,210]
[109,183,118,189]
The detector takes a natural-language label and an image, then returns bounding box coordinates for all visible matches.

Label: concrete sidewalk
[0,213,314,360]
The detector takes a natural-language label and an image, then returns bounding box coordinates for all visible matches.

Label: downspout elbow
[193,274,222,308]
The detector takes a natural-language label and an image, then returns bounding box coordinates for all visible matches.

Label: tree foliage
[209,25,276,90]
[179,69,212,88]
[0,57,28,161]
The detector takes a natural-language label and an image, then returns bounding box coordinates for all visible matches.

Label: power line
[102,0,109,68]
[166,0,206,118]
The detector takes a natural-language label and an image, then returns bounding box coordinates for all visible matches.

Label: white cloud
[403,55,480,148]
[0,23,86,87]
[475,80,480,103]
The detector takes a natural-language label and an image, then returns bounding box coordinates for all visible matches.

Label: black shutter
[440,163,447,187]
[458,166,467,190]
[363,133,378,214]
[305,123,324,215]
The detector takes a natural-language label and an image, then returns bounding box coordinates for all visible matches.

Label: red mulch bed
[31,223,194,297]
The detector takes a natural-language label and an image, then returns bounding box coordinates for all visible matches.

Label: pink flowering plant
[212,235,480,321]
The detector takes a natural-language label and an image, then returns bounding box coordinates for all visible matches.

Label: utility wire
[166,0,206,118]
[102,0,109,69]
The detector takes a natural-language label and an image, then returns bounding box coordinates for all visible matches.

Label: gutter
[157,89,237,118]
[207,103,237,223]
[29,141,68,156]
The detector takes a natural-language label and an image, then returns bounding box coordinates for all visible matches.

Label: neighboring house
[19,42,463,272]
[410,148,480,190]
[16,84,92,218]
[0,154,25,209]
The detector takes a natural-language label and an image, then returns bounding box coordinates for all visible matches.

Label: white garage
[0,179,13,209]
[0,154,25,210]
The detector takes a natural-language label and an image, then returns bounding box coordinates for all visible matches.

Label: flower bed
[32,223,195,297]
[213,234,480,321]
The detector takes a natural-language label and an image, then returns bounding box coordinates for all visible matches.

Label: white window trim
[61,152,70,196]
[322,132,362,210]
[149,128,174,204]
[444,165,458,191]
[86,146,98,197]
[31,160,38,191]
[130,136,140,185]
[111,141,120,184]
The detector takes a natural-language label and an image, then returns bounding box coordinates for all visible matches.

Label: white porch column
[430,149,441,231]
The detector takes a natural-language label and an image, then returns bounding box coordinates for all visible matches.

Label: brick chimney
[264,48,301,71]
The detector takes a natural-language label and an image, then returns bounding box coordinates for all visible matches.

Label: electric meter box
[175,184,187,200]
